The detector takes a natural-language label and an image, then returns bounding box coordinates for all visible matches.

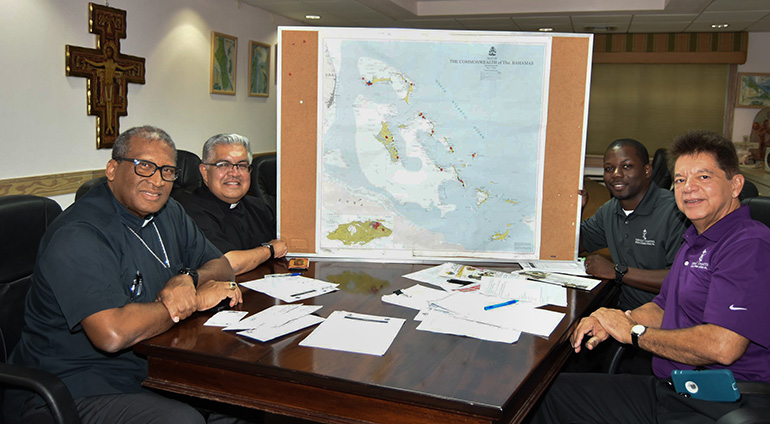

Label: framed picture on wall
[737,73,770,108]
[248,41,270,97]
[211,31,237,95]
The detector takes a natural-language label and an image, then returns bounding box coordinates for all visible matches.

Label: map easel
[278,28,592,262]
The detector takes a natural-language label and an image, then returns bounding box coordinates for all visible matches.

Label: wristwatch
[614,263,628,282]
[631,324,647,348]
[178,267,199,286]
[261,242,275,260]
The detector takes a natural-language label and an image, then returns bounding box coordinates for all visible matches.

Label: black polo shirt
[581,183,689,309]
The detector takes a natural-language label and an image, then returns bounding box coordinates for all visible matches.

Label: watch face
[632,324,646,336]
[615,264,628,274]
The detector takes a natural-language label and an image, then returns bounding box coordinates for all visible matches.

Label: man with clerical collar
[183,133,288,275]
[580,138,689,311]
[5,126,249,423]
[529,130,770,423]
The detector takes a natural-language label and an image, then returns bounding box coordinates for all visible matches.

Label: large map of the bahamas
[318,30,550,260]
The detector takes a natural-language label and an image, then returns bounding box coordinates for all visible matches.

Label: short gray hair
[112,126,176,160]
[202,134,252,163]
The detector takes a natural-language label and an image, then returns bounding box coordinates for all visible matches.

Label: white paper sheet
[381,284,450,310]
[416,310,521,343]
[299,311,405,356]
[430,292,565,337]
[239,276,339,302]
[223,304,323,331]
[204,310,249,327]
[237,314,324,342]
[480,274,567,307]
[518,259,588,276]
[515,270,601,291]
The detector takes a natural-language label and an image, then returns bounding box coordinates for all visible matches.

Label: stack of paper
[515,270,601,291]
[240,275,339,302]
[204,304,325,342]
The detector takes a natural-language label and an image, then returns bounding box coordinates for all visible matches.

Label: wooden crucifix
[66,3,146,149]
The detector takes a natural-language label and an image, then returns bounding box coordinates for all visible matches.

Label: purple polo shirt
[652,205,770,383]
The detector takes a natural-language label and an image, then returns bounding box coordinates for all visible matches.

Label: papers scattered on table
[381,284,449,311]
[220,304,324,342]
[299,311,405,356]
[519,259,588,276]
[240,275,339,302]
[516,270,601,291]
[403,262,511,291]
[480,274,567,307]
[439,262,511,283]
[417,310,522,343]
[429,292,564,338]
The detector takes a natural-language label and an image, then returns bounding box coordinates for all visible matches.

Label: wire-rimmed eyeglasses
[202,161,253,173]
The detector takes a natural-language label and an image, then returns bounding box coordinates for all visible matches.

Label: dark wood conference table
[135,259,616,424]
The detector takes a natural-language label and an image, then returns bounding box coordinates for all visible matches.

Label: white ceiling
[241,0,770,33]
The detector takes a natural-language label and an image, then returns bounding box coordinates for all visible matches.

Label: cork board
[278,29,592,261]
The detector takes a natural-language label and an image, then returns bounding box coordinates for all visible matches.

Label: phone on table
[288,258,309,271]
[671,369,740,402]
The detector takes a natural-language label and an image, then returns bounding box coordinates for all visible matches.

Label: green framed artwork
[737,73,770,108]
[249,41,270,97]
[211,31,237,95]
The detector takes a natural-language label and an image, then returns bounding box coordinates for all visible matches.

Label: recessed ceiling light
[538,27,554,32]
[711,23,729,29]
[305,15,321,20]
[584,26,617,32]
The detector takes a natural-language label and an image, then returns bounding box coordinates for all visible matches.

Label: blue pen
[483,299,519,311]
[264,272,302,278]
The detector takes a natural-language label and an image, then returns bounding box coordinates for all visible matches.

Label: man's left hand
[590,307,636,345]
[196,280,243,311]
[270,239,289,259]
[584,254,616,280]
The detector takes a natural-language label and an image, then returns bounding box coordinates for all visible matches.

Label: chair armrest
[0,362,81,424]
[716,407,770,424]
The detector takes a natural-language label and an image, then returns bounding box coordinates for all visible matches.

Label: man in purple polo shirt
[528,130,770,423]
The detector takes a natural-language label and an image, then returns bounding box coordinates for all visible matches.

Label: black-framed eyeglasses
[115,156,180,182]
[203,161,253,173]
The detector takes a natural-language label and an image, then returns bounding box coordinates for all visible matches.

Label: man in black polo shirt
[5,126,242,423]
[581,138,688,311]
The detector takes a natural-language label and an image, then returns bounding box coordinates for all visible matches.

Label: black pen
[447,278,474,286]
[291,289,316,297]
[344,314,389,324]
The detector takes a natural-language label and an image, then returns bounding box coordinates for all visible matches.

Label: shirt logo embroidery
[690,249,709,270]
[635,228,656,246]
[729,304,748,311]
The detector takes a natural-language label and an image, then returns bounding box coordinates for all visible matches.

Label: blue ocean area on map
[321,37,548,258]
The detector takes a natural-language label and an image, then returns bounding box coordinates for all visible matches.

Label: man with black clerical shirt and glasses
[183,133,288,275]
[580,138,688,311]
[4,126,247,424]
[528,130,770,423]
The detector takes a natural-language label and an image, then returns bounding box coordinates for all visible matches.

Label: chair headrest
[0,195,62,283]
[174,150,203,192]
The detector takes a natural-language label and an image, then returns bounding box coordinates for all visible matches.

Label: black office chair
[249,153,277,213]
[74,176,108,201]
[650,148,672,190]
[170,149,203,204]
[605,196,770,423]
[739,179,759,201]
[0,195,80,424]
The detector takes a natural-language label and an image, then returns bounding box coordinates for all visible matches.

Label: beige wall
[0,0,297,207]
